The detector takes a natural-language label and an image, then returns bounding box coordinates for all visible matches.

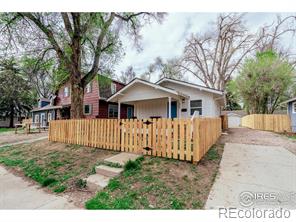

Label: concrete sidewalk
[0,166,76,209]
[0,136,48,149]
[205,143,296,209]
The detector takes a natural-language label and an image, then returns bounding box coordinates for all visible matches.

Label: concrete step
[104,152,141,166]
[85,174,110,192]
[95,165,124,177]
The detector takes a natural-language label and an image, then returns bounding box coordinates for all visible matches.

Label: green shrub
[53,185,67,193]
[75,179,87,189]
[107,178,121,191]
[205,146,219,160]
[124,160,141,171]
[170,197,185,209]
[124,156,144,171]
[42,178,57,187]
[85,192,111,209]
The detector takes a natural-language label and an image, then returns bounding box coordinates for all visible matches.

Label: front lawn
[0,139,224,209]
[0,140,118,207]
[85,144,224,209]
[0,128,14,133]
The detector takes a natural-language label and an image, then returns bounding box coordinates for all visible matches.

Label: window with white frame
[35,114,39,123]
[111,83,116,94]
[84,104,92,115]
[108,104,118,118]
[293,102,296,113]
[86,82,92,93]
[64,87,69,97]
[190,100,202,115]
[48,113,52,122]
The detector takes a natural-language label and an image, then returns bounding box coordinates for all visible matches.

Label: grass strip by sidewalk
[85,144,224,210]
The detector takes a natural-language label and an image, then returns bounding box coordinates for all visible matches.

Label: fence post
[192,118,200,163]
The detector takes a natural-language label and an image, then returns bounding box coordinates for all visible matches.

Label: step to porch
[86,152,142,192]
[85,174,110,192]
[95,165,124,177]
[104,152,141,166]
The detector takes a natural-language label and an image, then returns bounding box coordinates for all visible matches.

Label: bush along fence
[241,114,291,133]
[49,117,222,163]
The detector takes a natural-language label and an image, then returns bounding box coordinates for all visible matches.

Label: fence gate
[120,119,154,155]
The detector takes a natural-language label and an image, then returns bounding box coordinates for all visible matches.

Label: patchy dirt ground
[0,131,48,146]
[0,140,118,208]
[85,143,224,209]
[220,127,296,155]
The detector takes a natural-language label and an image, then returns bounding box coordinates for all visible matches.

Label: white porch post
[118,101,121,119]
[178,99,182,118]
[168,97,172,118]
[187,99,191,118]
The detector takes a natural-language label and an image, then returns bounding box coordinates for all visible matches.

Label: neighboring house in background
[282,97,296,132]
[0,116,22,128]
[31,75,133,127]
[108,78,225,119]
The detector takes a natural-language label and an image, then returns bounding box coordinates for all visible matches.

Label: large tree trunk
[69,14,84,119]
[70,72,84,119]
[9,103,14,128]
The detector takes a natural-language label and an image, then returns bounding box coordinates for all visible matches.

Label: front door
[127,106,134,119]
[40,113,46,127]
[167,101,177,118]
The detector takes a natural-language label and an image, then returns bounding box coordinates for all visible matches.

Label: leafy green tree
[0,58,36,127]
[225,80,241,110]
[236,50,294,114]
[0,13,165,118]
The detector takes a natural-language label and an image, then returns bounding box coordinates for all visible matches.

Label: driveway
[0,166,76,209]
[205,128,296,209]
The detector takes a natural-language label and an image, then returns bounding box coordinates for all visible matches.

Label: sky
[114,12,295,83]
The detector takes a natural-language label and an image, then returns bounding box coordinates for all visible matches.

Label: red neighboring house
[31,75,134,126]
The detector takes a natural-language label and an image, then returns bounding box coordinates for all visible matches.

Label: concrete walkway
[0,166,76,209]
[0,136,48,149]
[205,143,296,209]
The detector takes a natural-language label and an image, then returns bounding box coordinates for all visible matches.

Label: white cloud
[115,13,295,83]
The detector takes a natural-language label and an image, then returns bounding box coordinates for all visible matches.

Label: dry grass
[0,140,118,208]
[85,143,224,209]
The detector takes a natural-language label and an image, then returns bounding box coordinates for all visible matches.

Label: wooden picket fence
[49,117,222,163]
[241,114,291,133]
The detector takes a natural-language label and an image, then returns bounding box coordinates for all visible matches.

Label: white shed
[227,112,242,128]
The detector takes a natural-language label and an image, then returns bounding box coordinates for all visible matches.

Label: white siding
[134,99,167,119]
[159,82,221,117]
[118,83,178,103]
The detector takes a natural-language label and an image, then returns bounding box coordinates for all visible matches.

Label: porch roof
[107,78,189,103]
[31,105,62,112]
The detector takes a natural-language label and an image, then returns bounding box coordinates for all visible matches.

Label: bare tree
[181,13,262,91]
[0,12,165,118]
[257,15,296,65]
[150,56,184,80]
[119,65,136,83]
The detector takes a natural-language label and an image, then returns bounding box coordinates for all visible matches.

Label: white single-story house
[107,78,225,119]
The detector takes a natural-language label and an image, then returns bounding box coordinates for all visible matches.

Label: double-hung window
[111,83,116,94]
[84,104,92,115]
[108,104,118,118]
[64,87,69,97]
[86,82,92,93]
[190,100,202,116]
[293,102,296,114]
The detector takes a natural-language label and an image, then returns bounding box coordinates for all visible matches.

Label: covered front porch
[107,78,189,119]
